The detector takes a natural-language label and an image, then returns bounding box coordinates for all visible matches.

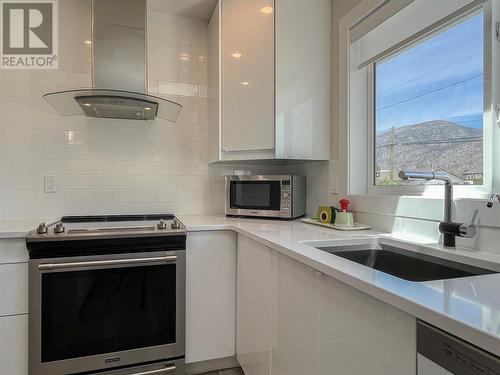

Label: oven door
[226,177,287,218]
[29,250,185,375]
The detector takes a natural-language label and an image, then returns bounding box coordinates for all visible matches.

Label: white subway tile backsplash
[111,161,157,175]
[134,148,177,162]
[0,160,13,175]
[134,176,176,189]
[112,189,156,203]
[157,162,178,176]
[64,190,112,204]
[156,189,177,202]
[91,203,137,216]
[87,175,136,189]
[136,202,177,214]
[177,175,209,189]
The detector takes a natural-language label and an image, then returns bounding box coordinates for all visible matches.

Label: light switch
[330,175,338,194]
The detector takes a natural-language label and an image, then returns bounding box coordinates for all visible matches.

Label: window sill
[367,185,490,200]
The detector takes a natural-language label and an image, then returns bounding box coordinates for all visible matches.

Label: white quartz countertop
[2,215,500,356]
[0,219,43,238]
[179,215,500,357]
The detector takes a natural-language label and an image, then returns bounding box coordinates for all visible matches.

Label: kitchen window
[374,12,484,187]
[344,0,494,196]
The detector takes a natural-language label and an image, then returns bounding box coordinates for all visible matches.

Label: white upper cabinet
[208,0,331,162]
[221,0,275,154]
[275,0,331,160]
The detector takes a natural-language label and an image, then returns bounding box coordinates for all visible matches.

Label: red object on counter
[339,198,350,212]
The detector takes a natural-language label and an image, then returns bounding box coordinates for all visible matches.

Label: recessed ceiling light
[232,52,242,58]
[144,107,152,111]
[180,54,191,61]
[83,103,91,106]
[261,6,273,14]
[241,81,250,86]
[84,40,92,45]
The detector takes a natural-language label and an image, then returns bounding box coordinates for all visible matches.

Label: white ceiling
[148,0,218,21]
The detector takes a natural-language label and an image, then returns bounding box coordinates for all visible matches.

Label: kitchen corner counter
[179,215,500,357]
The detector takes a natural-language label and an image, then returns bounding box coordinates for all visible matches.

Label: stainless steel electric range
[25,214,186,375]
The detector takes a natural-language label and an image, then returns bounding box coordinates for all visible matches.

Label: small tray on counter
[300,218,371,231]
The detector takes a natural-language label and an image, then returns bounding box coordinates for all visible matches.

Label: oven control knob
[37,222,48,234]
[54,222,65,234]
[157,219,167,230]
[171,218,180,229]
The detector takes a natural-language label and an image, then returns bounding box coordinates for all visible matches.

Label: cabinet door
[0,314,28,375]
[221,0,275,153]
[0,263,28,316]
[275,0,331,160]
[186,231,236,363]
[272,253,320,375]
[318,274,416,375]
[236,235,272,375]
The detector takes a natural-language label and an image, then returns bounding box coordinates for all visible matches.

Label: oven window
[230,181,281,210]
[41,264,176,362]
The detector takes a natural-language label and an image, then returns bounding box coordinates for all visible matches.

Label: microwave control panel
[281,180,291,211]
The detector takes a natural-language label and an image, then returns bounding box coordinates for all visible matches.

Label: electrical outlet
[44,176,56,193]
[330,175,339,194]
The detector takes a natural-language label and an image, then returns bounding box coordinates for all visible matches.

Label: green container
[317,206,337,224]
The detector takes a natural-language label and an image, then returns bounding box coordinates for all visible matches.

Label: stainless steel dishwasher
[418,321,500,375]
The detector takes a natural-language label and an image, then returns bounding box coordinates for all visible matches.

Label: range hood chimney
[43,0,182,121]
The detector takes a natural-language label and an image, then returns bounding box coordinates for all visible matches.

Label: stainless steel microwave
[225,175,306,219]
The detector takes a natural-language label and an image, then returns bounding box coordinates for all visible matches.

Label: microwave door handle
[38,255,177,271]
[130,365,177,375]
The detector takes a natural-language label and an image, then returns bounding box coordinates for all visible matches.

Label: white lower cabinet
[0,238,29,375]
[0,262,28,316]
[186,231,237,364]
[236,235,273,375]
[318,267,416,375]
[235,236,417,375]
[272,253,320,375]
[0,314,28,375]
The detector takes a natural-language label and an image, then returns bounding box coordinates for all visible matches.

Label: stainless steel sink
[315,244,497,282]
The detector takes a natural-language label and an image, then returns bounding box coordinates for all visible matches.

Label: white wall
[0,0,281,220]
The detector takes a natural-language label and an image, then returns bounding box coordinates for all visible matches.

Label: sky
[375,12,484,133]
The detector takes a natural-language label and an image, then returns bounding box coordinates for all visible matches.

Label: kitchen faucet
[487,193,500,208]
[398,171,478,248]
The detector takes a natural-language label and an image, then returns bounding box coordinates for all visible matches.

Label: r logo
[0,0,58,69]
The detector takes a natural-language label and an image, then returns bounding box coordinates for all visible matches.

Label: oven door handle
[37,255,177,271]
[130,365,177,375]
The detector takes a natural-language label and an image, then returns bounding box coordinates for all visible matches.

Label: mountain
[376,121,483,181]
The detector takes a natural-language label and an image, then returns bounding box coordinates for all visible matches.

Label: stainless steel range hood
[43,0,182,121]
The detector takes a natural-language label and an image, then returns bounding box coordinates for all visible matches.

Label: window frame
[363,3,492,198]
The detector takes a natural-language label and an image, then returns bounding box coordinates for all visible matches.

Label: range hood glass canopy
[44,89,182,122]
[43,0,183,122]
